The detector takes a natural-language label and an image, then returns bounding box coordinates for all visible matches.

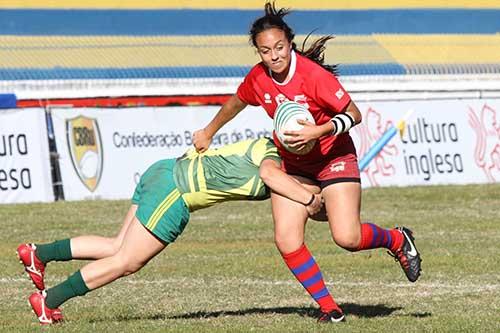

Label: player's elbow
[347,101,362,125]
[259,162,277,185]
[355,111,362,125]
[259,166,273,184]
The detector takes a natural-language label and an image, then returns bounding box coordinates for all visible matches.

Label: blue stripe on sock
[387,232,393,249]
[302,271,323,288]
[369,223,379,248]
[376,229,386,247]
[290,257,315,275]
[312,287,330,300]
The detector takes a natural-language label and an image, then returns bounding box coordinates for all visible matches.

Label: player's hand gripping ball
[273,101,316,155]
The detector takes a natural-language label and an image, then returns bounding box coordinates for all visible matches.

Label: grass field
[1,184,499,332]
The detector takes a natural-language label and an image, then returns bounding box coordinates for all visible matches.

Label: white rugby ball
[273,101,316,155]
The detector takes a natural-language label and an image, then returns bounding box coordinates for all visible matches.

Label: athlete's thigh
[271,191,309,252]
[114,205,138,246]
[117,217,166,266]
[322,182,361,238]
[290,175,327,221]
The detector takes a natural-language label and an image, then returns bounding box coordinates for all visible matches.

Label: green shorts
[132,158,190,243]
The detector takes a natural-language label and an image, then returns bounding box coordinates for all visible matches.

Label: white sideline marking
[3,277,498,294]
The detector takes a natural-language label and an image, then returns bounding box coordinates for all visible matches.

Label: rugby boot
[17,243,45,290]
[29,290,63,325]
[317,309,345,323]
[389,227,422,282]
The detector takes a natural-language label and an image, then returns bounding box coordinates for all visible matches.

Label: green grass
[1,184,499,332]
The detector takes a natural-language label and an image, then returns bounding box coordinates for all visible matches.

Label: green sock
[46,270,90,309]
[35,239,72,264]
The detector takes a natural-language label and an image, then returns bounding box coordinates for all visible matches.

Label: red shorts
[281,136,360,188]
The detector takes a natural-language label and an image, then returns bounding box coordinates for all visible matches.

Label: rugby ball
[273,101,316,155]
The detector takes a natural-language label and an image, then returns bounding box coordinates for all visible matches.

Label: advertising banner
[0,109,54,203]
[51,106,272,200]
[352,100,500,187]
[51,100,499,201]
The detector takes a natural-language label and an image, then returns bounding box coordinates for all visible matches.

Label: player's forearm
[259,160,313,205]
[204,108,235,138]
[323,101,362,136]
[345,100,362,124]
[204,95,246,137]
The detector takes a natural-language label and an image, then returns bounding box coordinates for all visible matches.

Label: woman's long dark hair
[249,1,338,75]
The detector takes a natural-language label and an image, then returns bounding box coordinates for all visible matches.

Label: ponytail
[297,33,338,76]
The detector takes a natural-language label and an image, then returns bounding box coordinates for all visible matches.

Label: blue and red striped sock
[356,223,403,253]
[281,244,340,313]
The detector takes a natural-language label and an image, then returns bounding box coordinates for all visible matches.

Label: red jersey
[237,51,354,167]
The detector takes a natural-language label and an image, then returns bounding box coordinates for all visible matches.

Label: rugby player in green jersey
[17,138,324,325]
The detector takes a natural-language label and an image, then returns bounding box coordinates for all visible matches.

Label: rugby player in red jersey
[194,1,422,323]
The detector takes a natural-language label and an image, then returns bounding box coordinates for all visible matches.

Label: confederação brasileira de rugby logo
[66,116,103,192]
[468,104,500,182]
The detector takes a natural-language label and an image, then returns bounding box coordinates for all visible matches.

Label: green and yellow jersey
[173,138,280,211]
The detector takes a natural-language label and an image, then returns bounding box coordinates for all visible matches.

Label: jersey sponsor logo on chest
[265,93,309,109]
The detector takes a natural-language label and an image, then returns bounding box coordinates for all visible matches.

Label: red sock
[357,223,403,253]
[282,244,340,313]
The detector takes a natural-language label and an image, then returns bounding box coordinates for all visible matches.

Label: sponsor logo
[468,104,500,182]
[274,93,287,105]
[335,88,344,100]
[265,93,310,109]
[353,107,398,186]
[329,161,345,172]
[403,230,418,257]
[264,93,272,104]
[66,116,103,192]
[293,94,309,109]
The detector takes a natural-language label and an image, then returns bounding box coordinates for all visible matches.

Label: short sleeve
[260,138,281,164]
[236,72,260,106]
[313,71,351,114]
[250,138,281,166]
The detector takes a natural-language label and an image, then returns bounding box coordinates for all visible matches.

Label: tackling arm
[259,159,322,215]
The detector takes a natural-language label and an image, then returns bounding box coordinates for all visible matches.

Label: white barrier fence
[1,98,499,203]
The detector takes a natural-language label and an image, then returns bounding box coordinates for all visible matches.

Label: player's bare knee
[121,260,145,276]
[275,235,302,254]
[111,254,144,276]
[110,237,123,255]
[333,234,360,252]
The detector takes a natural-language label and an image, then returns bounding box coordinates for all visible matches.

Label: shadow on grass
[167,303,426,320]
[167,306,319,320]
[341,303,431,318]
[90,303,431,322]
